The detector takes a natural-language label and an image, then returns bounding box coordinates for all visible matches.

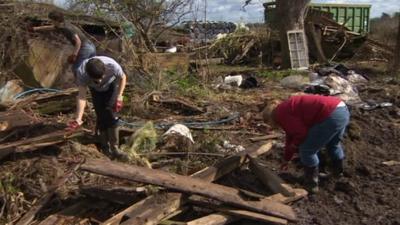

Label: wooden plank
[152,97,204,114]
[231,39,256,64]
[249,157,295,197]
[0,109,41,132]
[189,58,224,66]
[81,159,297,221]
[187,189,307,225]
[159,220,186,225]
[16,165,79,225]
[262,189,308,205]
[111,192,183,225]
[246,142,274,158]
[8,88,78,110]
[38,200,92,225]
[249,133,283,142]
[118,156,250,225]
[80,185,142,205]
[101,142,274,225]
[186,213,235,225]
[0,129,83,160]
[218,208,287,225]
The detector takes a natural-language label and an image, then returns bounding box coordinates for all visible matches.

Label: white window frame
[287,29,309,70]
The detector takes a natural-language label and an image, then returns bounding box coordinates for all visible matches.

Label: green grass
[166,72,213,100]
[207,64,259,76]
[0,173,19,194]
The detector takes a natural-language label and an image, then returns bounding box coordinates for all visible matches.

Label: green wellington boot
[107,126,129,161]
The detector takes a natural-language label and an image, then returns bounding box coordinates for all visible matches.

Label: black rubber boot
[304,166,319,194]
[332,159,344,177]
[318,151,329,178]
[97,129,113,157]
[107,126,129,161]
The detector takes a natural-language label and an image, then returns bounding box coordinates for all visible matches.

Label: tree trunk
[390,16,400,74]
[305,22,327,64]
[276,0,311,68]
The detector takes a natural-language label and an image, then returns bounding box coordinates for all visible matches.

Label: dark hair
[86,58,105,79]
[48,10,65,23]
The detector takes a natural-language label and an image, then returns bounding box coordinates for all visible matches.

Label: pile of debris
[0,1,124,89]
[207,28,273,65]
[0,74,309,225]
[279,64,393,111]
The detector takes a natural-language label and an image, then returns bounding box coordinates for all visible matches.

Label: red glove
[27,26,34,32]
[67,54,77,64]
[114,100,123,112]
[65,120,81,131]
[280,162,289,171]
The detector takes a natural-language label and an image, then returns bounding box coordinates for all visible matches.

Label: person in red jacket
[263,95,350,193]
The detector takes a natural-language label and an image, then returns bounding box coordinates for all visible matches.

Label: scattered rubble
[0,1,399,225]
[0,80,23,104]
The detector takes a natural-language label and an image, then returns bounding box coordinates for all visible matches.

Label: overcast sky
[191,0,400,23]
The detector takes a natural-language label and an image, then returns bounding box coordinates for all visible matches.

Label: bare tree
[390,15,400,75]
[68,0,194,52]
[275,0,310,68]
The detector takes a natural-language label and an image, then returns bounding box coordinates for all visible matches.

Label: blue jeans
[72,42,96,74]
[299,106,350,167]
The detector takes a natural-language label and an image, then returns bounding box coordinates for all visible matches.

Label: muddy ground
[288,81,400,225]
[206,75,400,225]
[1,65,400,225]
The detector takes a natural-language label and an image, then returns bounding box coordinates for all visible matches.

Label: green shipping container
[264,2,371,34]
[310,3,371,33]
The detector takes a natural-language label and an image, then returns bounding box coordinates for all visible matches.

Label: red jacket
[273,95,341,161]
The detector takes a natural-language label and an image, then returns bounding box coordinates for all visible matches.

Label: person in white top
[67,56,128,160]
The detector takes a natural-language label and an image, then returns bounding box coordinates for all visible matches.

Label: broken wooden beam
[81,159,297,221]
[249,133,283,142]
[185,213,236,225]
[103,142,274,225]
[0,109,41,132]
[246,142,275,158]
[249,157,295,197]
[189,58,225,66]
[152,97,204,115]
[80,185,143,205]
[36,97,76,114]
[231,39,256,64]
[0,129,83,160]
[187,188,307,225]
[8,88,78,111]
[217,208,287,225]
[2,88,78,110]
